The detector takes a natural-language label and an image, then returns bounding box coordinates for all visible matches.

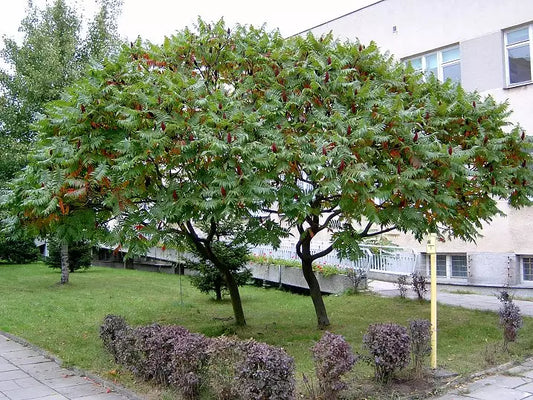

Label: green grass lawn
[1,262,532,397]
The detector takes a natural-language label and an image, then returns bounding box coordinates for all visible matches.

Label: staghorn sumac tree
[259,33,533,328]
[3,20,285,324]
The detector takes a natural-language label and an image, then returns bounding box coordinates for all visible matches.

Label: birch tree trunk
[60,241,69,284]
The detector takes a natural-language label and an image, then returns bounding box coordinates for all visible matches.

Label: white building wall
[307,0,533,132]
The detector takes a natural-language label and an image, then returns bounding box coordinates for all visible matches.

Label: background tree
[259,33,533,328]
[0,0,123,188]
[0,0,122,279]
[0,234,40,264]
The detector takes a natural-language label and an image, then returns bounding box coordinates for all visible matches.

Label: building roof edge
[288,0,386,38]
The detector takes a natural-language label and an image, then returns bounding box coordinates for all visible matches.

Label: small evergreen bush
[312,331,356,399]
[45,238,92,272]
[408,319,431,377]
[188,241,251,301]
[411,272,428,301]
[0,237,40,264]
[363,323,411,383]
[235,339,296,400]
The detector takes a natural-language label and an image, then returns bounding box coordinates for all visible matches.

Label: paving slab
[0,334,139,400]
[0,370,31,382]
[465,385,532,400]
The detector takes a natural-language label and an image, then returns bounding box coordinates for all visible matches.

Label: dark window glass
[508,45,531,84]
[436,255,447,277]
[524,257,533,281]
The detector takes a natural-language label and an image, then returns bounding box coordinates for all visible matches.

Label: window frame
[504,24,533,87]
[522,256,533,282]
[405,45,461,84]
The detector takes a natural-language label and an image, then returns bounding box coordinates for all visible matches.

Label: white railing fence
[251,242,417,275]
[97,241,417,276]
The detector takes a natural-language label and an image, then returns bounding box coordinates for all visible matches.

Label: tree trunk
[185,227,247,326]
[301,257,330,329]
[221,267,246,326]
[214,282,222,301]
[60,241,69,284]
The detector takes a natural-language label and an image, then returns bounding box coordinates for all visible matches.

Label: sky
[0,0,377,46]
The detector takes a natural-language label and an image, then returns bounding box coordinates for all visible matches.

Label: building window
[523,257,533,281]
[406,45,461,84]
[505,25,532,86]
[436,254,447,277]
[425,253,467,279]
[451,255,468,278]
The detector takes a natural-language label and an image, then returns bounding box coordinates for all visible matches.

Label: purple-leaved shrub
[363,323,410,383]
[139,324,192,384]
[396,275,408,298]
[205,336,246,400]
[167,330,209,399]
[235,339,296,400]
[408,319,431,377]
[411,272,428,301]
[312,331,356,398]
[99,318,295,399]
[99,314,128,358]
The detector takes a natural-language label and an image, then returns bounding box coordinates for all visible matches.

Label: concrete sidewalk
[430,360,533,399]
[369,280,533,316]
[0,333,137,400]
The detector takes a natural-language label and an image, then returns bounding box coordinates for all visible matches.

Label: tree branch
[206,217,217,243]
[316,209,342,233]
[361,225,397,238]
[311,244,334,261]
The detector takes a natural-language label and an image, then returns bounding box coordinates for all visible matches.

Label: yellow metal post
[427,233,437,369]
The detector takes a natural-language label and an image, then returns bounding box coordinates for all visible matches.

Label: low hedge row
[100,315,295,399]
[100,316,432,399]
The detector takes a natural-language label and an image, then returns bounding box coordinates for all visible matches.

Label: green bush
[0,237,40,264]
[45,238,92,272]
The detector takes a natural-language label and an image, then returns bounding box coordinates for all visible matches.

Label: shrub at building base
[411,272,428,301]
[312,331,357,399]
[363,323,411,383]
[99,316,296,400]
[396,275,409,298]
[498,291,523,350]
